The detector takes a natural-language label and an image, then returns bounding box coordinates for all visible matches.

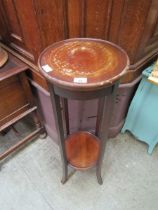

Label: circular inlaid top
[38,38,129,90]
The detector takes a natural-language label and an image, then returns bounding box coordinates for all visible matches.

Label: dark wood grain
[0,0,157,144]
[0,76,28,125]
[33,0,65,49]
[117,0,151,63]
[67,0,83,38]
[26,69,49,91]
[0,54,32,127]
[48,82,68,183]
[109,0,125,43]
[0,0,158,83]
[135,0,158,61]
[1,0,41,61]
[2,0,23,44]
[0,54,27,81]
[0,52,44,160]
[85,0,112,39]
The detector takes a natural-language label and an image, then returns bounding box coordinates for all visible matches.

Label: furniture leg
[96,96,107,184]
[95,97,105,136]
[60,98,70,137]
[96,83,118,184]
[38,38,128,184]
[48,83,68,184]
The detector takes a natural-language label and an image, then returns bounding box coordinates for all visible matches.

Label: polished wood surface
[65,131,100,169]
[0,53,45,160]
[0,54,30,127]
[0,76,28,127]
[39,38,129,90]
[42,40,122,183]
[0,0,41,62]
[0,53,27,81]
[0,0,158,84]
[46,75,118,183]
[0,42,49,91]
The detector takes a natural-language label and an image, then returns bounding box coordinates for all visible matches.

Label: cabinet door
[0,0,158,75]
[136,0,158,61]
[0,4,9,41]
[110,0,158,64]
[109,0,152,64]
[1,0,41,62]
[67,0,158,65]
[33,0,66,49]
[67,0,113,39]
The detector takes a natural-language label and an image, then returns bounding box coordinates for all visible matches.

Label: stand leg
[96,96,107,185]
[48,84,68,184]
[95,97,105,136]
[96,83,118,184]
[60,98,70,137]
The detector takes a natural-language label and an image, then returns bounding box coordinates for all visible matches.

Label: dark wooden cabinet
[0,52,44,160]
[0,0,158,84]
[0,0,41,62]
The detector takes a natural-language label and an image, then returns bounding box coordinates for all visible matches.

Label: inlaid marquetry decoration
[38,38,129,90]
[38,38,129,184]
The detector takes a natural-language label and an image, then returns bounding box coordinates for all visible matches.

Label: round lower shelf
[65,131,100,170]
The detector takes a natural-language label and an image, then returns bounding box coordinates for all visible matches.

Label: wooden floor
[0,119,158,210]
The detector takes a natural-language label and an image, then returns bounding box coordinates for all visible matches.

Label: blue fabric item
[122,65,158,154]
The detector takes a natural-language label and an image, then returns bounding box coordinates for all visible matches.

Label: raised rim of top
[38,38,130,91]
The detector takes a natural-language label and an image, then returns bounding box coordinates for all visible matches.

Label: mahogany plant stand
[38,38,129,184]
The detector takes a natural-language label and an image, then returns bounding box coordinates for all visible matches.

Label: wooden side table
[0,52,45,161]
[38,38,129,184]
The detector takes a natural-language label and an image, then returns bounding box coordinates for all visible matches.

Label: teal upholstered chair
[122,65,158,154]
